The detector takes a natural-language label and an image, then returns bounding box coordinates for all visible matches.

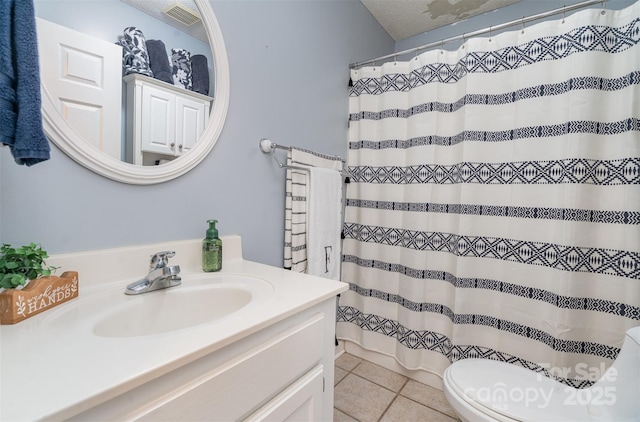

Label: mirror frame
[40,0,230,184]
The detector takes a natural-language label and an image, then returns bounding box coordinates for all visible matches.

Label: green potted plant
[0,243,78,325]
[0,243,57,290]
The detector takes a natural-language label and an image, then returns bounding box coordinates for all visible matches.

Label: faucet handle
[149,251,176,270]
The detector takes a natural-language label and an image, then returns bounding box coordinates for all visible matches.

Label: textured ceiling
[120,0,208,43]
[361,0,522,41]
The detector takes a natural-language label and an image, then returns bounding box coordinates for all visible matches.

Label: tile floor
[334,353,460,422]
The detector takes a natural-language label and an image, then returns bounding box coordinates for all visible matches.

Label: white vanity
[0,236,347,421]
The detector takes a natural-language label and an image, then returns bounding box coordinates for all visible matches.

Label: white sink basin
[94,286,252,337]
[45,273,274,337]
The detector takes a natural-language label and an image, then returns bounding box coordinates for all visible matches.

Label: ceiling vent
[162,2,201,26]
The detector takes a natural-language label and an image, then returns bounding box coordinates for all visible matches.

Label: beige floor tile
[353,360,408,393]
[334,408,359,422]
[334,374,396,422]
[400,379,458,418]
[335,366,349,385]
[380,396,458,422]
[335,353,362,371]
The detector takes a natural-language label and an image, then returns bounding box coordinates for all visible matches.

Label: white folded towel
[284,147,344,273]
[307,167,343,280]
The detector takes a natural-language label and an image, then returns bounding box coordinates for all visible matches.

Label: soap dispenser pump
[202,219,222,272]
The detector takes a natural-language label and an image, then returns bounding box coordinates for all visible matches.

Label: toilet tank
[589,325,640,420]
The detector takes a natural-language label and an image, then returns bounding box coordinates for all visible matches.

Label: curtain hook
[521,16,525,34]
[601,1,606,15]
[414,46,419,60]
[440,39,444,54]
[489,26,492,42]
[562,4,566,23]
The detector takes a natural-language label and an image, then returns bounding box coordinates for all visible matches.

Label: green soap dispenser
[202,219,222,272]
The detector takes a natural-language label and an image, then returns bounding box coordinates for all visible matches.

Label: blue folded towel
[0,0,50,166]
[146,39,173,85]
[190,54,209,95]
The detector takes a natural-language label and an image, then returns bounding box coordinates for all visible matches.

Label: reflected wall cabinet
[124,74,213,166]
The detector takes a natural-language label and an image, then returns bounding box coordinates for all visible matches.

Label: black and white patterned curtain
[338,2,640,388]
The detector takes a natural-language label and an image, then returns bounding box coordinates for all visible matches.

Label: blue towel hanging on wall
[0,0,51,166]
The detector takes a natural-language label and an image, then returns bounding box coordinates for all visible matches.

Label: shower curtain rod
[349,0,605,69]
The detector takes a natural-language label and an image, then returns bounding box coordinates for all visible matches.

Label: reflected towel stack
[117,27,153,77]
[171,48,192,90]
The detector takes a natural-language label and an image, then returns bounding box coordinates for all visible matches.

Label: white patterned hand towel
[284,147,344,272]
[307,167,343,280]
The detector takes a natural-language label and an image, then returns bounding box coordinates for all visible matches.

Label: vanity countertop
[0,236,348,421]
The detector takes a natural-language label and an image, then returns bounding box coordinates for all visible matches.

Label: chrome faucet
[125,251,181,295]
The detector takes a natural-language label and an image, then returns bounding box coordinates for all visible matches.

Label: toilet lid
[445,359,594,421]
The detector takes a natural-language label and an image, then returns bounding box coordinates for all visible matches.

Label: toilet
[443,326,640,421]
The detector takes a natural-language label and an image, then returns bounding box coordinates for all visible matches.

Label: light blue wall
[0,0,393,267]
[8,0,630,267]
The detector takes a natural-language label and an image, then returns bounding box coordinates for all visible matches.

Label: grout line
[377,394,400,422]
[335,354,460,421]
[397,376,409,394]
[397,394,459,421]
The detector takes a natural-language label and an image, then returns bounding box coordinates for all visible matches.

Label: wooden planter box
[0,271,79,325]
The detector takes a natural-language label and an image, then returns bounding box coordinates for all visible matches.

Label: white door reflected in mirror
[36,0,230,184]
[37,18,123,161]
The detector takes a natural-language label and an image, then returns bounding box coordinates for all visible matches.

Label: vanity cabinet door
[245,365,324,421]
[141,85,176,156]
[175,96,207,156]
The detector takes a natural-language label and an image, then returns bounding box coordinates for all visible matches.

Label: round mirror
[38,0,229,184]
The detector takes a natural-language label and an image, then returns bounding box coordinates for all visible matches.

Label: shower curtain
[338,2,640,388]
